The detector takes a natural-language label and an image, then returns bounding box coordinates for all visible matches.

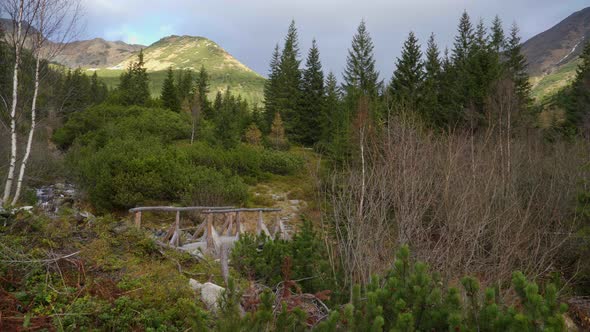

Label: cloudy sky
[79,0,588,79]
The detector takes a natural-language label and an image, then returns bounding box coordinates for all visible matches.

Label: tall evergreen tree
[343,20,380,98]
[452,11,475,66]
[506,23,532,108]
[321,72,341,140]
[196,65,211,118]
[160,66,181,113]
[489,15,506,54]
[388,31,425,112]
[176,69,194,104]
[300,39,325,146]
[119,50,150,106]
[264,44,281,130]
[422,33,443,124]
[276,20,302,139]
[89,71,107,105]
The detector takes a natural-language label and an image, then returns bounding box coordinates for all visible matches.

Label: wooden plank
[226,213,234,236]
[175,211,180,247]
[202,208,281,214]
[129,206,233,213]
[134,211,142,228]
[206,214,214,250]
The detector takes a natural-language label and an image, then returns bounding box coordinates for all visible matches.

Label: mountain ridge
[523,6,590,99]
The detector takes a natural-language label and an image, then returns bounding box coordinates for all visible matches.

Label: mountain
[90,35,265,105]
[54,38,145,68]
[523,7,590,99]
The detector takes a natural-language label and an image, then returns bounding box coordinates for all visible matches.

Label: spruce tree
[343,20,380,98]
[176,69,194,104]
[300,39,325,146]
[321,72,341,145]
[422,33,442,124]
[506,23,532,108]
[214,87,240,148]
[160,66,181,113]
[388,31,425,112]
[276,20,302,139]
[119,50,150,106]
[89,71,107,105]
[263,44,281,131]
[196,65,211,118]
[213,90,223,114]
[489,15,506,54]
[452,11,474,66]
[564,41,590,127]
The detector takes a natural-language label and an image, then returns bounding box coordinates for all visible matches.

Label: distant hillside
[92,35,265,105]
[523,7,590,100]
[54,38,145,68]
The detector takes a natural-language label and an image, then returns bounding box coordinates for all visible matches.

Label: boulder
[189,279,226,312]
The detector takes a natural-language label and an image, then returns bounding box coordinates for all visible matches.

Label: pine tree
[196,65,211,118]
[160,66,181,113]
[176,69,194,103]
[89,71,107,105]
[388,31,425,112]
[453,11,475,66]
[562,41,590,127]
[276,20,302,139]
[506,23,532,108]
[489,15,506,54]
[300,39,325,146]
[321,72,341,145]
[264,44,281,131]
[214,87,240,148]
[213,90,223,114]
[343,20,380,98]
[269,112,287,150]
[244,123,262,145]
[422,33,442,124]
[119,50,150,106]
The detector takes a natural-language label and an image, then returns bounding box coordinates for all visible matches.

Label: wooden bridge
[129,206,290,256]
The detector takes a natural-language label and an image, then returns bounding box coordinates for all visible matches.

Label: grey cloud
[80,0,588,80]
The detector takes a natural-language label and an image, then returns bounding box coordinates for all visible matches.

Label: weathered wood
[175,211,180,247]
[129,206,232,213]
[202,208,281,214]
[134,211,142,228]
[236,211,243,235]
[189,221,206,241]
[226,213,234,236]
[206,214,214,250]
[220,245,229,285]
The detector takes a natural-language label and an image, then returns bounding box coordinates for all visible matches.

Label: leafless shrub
[324,110,588,295]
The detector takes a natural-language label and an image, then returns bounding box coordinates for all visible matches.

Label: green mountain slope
[531,58,581,101]
[89,35,265,105]
[523,7,590,101]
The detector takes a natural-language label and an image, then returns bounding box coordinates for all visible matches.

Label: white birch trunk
[12,55,40,205]
[11,0,45,205]
[2,0,24,205]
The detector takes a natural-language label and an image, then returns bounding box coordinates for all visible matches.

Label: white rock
[189,279,225,312]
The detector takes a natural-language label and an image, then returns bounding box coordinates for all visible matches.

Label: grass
[531,58,581,101]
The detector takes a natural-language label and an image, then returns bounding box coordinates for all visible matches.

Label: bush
[314,245,568,332]
[181,142,304,178]
[53,105,190,150]
[68,137,247,211]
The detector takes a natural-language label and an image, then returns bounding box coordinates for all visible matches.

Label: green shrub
[68,137,247,211]
[314,245,568,332]
[181,142,304,179]
[53,105,190,150]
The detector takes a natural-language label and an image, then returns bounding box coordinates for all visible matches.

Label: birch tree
[11,0,81,205]
[1,0,80,205]
[1,0,37,205]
